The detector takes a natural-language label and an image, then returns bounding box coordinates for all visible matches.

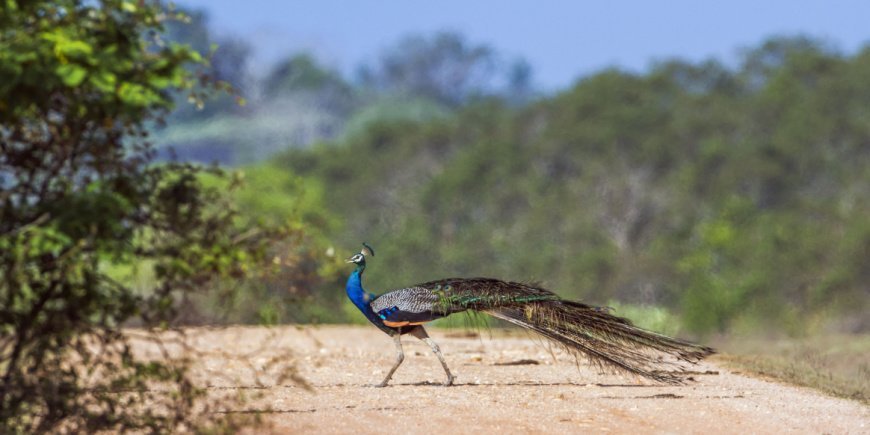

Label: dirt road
[151,325,868,434]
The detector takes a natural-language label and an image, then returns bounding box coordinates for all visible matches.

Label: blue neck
[346,265,395,334]
[345,266,371,308]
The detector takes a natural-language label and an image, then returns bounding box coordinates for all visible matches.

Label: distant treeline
[156,9,533,164]
[161,10,868,335]
[222,36,868,336]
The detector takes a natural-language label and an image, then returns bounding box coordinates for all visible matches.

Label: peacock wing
[369,278,564,327]
[411,277,563,310]
[369,287,447,327]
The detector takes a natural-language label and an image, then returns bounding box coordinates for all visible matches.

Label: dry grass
[713,334,870,404]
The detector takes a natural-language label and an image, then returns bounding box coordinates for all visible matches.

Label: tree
[0,1,280,431]
[263,53,356,113]
[161,6,252,120]
[506,58,534,104]
[358,32,498,106]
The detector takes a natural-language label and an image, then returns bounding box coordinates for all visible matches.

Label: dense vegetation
[0,1,287,431]
[239,37,868,336]
[152,12,867,337]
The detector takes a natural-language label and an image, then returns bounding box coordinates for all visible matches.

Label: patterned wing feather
[370,287,447,326]
[413,277,562,310]
[369,278,561,327]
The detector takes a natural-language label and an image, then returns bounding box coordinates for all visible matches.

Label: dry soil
[135,325,869,434]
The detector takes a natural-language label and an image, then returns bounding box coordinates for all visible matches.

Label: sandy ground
[139,325,869,434]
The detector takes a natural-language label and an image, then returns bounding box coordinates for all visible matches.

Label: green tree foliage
[194,164,344,325]
[275,37,869,336]
[0,1,283,431]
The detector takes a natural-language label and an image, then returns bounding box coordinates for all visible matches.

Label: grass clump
[715,334,870,404]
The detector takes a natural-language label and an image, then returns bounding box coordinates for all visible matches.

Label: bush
[0,1,282,431]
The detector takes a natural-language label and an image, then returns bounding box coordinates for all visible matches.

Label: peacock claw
[443,376,455,387]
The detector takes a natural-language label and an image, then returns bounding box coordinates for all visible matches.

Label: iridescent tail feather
[424,278,714,383]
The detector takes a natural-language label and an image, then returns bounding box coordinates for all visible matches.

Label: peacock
[345,243,714,387]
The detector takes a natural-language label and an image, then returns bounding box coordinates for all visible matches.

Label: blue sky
[180,0,870,90]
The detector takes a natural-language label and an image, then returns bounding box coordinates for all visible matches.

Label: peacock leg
[375,334,404,387]
[411,327,455,386]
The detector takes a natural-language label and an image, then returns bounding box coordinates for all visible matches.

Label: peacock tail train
[416,278,714,384]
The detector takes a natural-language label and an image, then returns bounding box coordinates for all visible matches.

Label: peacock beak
[345,256,356,263]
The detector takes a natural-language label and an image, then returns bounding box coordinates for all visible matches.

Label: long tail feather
[421,277,714,383]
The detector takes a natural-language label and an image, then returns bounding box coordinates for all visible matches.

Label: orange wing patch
[382,320,409,327]
[382,320,427,328]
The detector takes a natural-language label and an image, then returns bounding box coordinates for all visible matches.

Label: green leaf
[188,50,203,63]
[56,64,87,86]
[118,82,158,106]
[147,76,170,89]
[56,39,93,59]
[89,70,116,92]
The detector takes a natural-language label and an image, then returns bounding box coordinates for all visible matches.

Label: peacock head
[345,242,375,267]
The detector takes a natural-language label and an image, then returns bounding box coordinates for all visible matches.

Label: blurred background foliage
[150,6,868,338]
[8,2,866,344]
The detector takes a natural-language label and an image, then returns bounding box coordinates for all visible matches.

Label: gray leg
[411,327,455,386]
[376,334,404,387]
